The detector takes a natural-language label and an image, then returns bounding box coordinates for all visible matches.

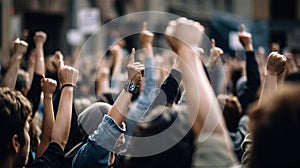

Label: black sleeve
[27,142,65,168]
[238,51,261,113]
[27,73,42,117]
[151,69,182,108]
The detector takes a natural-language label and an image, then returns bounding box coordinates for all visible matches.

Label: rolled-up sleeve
[72,115,125,168]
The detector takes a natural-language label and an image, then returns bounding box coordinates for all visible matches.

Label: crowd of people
[1,16,300,168]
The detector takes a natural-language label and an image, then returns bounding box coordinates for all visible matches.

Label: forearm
[245,51,261,89]
[258,74,277,104]
[27,61,35,89]
[36,96,55,157]
[35,45,45,75]
[126,57,156,137]
[51,87,74,150]
[108,89,132,126]
[0,55,22,88]
[178,48,225,137]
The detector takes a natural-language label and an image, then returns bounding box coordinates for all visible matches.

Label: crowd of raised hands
[1,16,300,168]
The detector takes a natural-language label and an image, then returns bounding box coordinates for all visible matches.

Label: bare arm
[36,75,57,157]
[1,39,28,88]
[258,52,286,104]
[26,51,36,89]
[51,60,79,150]
[107,48,145,126]
[34,31,47,75]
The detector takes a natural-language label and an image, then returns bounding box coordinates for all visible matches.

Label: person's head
[125,106,195,168]
[15,69,29,96]
[217,94,242,132]
[0,87,32,167]
[248,84,300,167]
[65,102,111,158]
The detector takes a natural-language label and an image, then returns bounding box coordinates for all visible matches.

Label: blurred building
[1,0,300,62]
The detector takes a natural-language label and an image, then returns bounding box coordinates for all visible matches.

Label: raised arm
[241,51,286,167]
[34,31,47,75]
[258,52,286,104]
[125,22,156,138]
[36,75,57,157]
[51,62,79,150]
[26,32,47,116]
[165,18,238,167]
[1,39,28,88]
[237,24,261,113]
[73,49,144,168]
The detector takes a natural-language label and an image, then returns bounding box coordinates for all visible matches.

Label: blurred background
[1,0,300,62]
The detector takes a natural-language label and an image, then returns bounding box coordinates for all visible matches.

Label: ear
[11,135,20,154]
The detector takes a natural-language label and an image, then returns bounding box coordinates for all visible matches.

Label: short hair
[0,87,32,162]
[125,106,195,168]
[248,84,300,167]
[15,69,29,93]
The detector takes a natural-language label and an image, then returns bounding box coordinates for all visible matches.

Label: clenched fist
[41,75,57,97]
[266,52,287,76]
[165,17,205,53]
[58,65,79,87]
[13,38,28,57]
[34,31,47,46]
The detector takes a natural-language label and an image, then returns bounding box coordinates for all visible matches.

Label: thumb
[129,48,135,64]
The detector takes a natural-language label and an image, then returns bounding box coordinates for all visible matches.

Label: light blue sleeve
[125,57,156,138]
[72,114,126,168]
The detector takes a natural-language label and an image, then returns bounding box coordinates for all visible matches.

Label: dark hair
[125,106,195,168]
[15,70,28,94]
[248,84,300,167]
[0,87,32,162]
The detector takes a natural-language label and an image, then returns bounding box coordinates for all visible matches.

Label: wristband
[61,83,77,91]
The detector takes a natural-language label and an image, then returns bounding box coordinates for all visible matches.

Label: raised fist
[127,48,145,84]
[34,31,47,45]
[58,65,79,86]
[140,22,154,48]
[13,38,28,57]
[266,52,287,76]
[165,17,205,52]
[41,75,57,97]
[51,51,64,70]
[238,24,253,51]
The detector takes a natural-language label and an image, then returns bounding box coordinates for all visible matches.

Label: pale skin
[107,48,145,126]
[165,18,231,146]
[0,39,28,88]
[34,31,47,75]
[51,62,79,150]
[36,75,57,158]
[258,52,287,104]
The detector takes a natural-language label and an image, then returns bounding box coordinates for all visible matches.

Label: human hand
[58,65,79,87]
[140,22,154,48]
[13,38,28,57]
[109,44,122,56]
[165,17,205,53]
[127,48,145,84]
[266,52,287,76]
[238,24,253,51]
[34,31,47,46]
[210,39,223,58]
[41,74,57,98]
[51,51,64,70]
